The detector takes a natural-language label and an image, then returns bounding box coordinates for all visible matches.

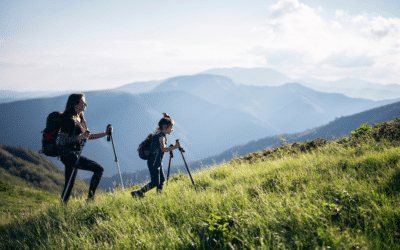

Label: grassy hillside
[2,118,400,249]
[0,144,89,225]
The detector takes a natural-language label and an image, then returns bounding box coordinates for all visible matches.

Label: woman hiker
[58,93,112,203]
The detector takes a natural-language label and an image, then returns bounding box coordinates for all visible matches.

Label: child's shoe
[131,190,144,199]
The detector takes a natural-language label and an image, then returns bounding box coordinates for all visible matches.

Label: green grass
[0,185,60,225]
[2,119,400,249]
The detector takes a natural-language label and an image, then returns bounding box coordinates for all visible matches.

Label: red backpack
[137,133,153,160]
[40,112,67,157]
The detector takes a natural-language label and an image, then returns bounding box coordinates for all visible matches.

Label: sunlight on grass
[3,120,400,249]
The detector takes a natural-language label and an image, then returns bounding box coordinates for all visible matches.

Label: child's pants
[141,150,165,192]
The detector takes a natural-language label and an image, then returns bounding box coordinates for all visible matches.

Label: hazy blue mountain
[0,90,76,104]
[116,80,162,94]
[298,78,400,101]
[201,67,292,86]
[151,74,264,119]
[152,74,398,134]
[251,83,398,133]
[200,67,400,101]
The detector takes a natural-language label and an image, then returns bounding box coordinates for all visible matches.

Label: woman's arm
[57,131,90,146]
[88,126,112,140]
[88,132,107,140]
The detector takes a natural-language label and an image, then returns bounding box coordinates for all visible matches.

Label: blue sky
[1,0,399,91]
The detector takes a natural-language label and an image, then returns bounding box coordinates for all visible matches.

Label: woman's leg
[60,154,79,203]
[77,156,104,199]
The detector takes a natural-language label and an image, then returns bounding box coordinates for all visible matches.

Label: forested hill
[0,144,88,194]
[0,144,89,224]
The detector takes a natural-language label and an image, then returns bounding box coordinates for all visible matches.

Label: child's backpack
[137,133,153,160]
[40,111,66,157]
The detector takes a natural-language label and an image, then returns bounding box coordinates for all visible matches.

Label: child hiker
[131,113,180,198]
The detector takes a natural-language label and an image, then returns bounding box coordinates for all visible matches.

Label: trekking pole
[176,139,196,191]
[166,144,174,185]
[62,140,85,202]
[108,124,124,190]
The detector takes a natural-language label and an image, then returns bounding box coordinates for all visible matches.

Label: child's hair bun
[158,113,174,131]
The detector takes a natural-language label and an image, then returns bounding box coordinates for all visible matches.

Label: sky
[1,0,400,92]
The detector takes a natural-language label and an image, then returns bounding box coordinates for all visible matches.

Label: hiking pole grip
[107,124,112,141]
[176,139,185,153]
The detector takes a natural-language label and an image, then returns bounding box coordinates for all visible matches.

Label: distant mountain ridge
[201,67,292,86]
[116,80,162,94]
[0,90,76,104]
[151,74,398,133]
[201,67,400,101]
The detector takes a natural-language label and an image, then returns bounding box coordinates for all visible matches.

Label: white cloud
[249,0,400,83]
[2,0,400,91]
[369,16,400,39]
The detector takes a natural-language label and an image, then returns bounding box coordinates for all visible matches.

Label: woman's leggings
[60,154,104,203]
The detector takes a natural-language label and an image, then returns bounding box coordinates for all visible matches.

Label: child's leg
[141,158,161,193]
[156,166,165,192]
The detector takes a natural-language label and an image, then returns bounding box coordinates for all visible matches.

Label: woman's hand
[107,125,113,136]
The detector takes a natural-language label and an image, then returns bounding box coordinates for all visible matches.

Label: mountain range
[1,69,399,186]
[0,90,76,104]
[146,74,397,133]
[202,67,400,101]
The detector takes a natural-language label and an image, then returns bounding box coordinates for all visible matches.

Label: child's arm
[159,137,180,152]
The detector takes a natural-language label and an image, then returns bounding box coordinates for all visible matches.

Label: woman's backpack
[40,112,67,157]
[137,133,153,160]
